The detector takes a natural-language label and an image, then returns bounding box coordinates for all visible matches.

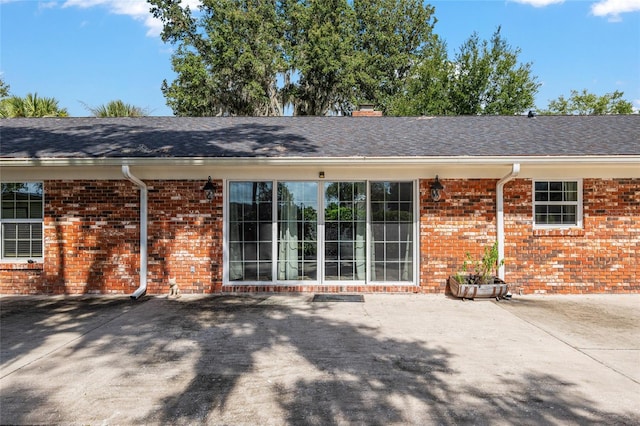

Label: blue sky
[1,0,639,116]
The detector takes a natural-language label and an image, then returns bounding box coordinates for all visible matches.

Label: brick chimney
[352,103,383,117]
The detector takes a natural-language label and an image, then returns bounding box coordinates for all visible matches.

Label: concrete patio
[1,293,638,425]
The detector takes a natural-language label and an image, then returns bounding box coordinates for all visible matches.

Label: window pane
[3,240,17,257]
[385,243,400,261]
[563,205,577,225]
[32,240,43,257]
[534,182,548,192]
[564,182,578,202]
[2,203,15,219]
[549,189,563,202]
[4,223,17,239]
[32,223,43,239]
[15,202,29,218]
[549,182,563,191]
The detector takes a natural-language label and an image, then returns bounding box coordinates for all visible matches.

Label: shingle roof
[1,115,638,159]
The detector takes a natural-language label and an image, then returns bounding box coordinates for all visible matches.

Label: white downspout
[122,165,148,300]
[496,163,520,280]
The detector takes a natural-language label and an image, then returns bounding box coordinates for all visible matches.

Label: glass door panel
[370,182,414,282]
[277,182,318,281]
[323,182,366,281]
[228,182,273,281]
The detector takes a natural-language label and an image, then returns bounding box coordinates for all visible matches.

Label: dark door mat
[312,294,364,303]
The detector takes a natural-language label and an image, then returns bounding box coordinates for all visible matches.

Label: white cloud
[510,0,565,7]
[61,0,201,37]
[39,1,58,9]
[591,0,640,21]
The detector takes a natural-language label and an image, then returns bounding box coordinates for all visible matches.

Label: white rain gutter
[496,163,520,280]
[122,165,148,300]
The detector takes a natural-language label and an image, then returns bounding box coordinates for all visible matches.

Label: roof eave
[1,155,639,168]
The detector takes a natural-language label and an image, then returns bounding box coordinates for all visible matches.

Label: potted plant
[448,241,509,300]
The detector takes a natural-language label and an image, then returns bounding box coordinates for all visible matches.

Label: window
[226,180,415,284]
[533,180,582,227]
[1,182,44,260]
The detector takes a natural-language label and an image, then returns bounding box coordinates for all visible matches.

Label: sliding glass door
[227,180,415,285]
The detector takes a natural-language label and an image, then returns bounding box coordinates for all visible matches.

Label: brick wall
[418,178,639,295]
[503,178,639,294]
[419,179,498,293]
[0,180,224,295]
[2,177,637,295]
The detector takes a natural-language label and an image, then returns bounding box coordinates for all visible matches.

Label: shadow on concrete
[0,296,637,424]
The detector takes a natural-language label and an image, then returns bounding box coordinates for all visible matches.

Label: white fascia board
[2,155,639,167]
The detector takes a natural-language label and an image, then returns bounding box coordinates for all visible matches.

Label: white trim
[2,155,640,168]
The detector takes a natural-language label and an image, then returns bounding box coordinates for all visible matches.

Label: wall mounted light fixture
[319,171,325,179]
[430,175,444,201]
[203,176,215,200]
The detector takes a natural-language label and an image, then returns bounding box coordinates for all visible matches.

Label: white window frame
[532,179,583,229]
[1,182,45,263]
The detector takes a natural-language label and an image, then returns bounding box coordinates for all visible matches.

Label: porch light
[203,176,215,200]
[431,176,444,201]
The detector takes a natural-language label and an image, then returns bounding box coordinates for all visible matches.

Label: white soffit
[1,156,639,180]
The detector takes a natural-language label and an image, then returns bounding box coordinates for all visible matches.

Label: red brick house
[1,116,638,297]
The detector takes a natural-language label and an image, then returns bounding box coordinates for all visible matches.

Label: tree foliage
[150,0,286,116]
[0,78,9,99]
[353,0,437,111]
[282,0,357,115]
[149,0,437,116]
[542,89,634,115]
[84,100,149,117]
[387,27,540,116]
[386,35,451,116]
[0,93,68,118]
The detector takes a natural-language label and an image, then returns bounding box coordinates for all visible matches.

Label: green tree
[150,0,438,116]
[282,0,357,115]
[353,0,437,111]
[385,35,451,116]
[387,27,539,116]
[448,27,539,115]
[543,89,634,115]
[0,93,68,118]
[84,100,148,117]
[150,0,287,116]
[0,78,9,98]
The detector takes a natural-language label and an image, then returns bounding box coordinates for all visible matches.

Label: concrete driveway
[1,294,638,425]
